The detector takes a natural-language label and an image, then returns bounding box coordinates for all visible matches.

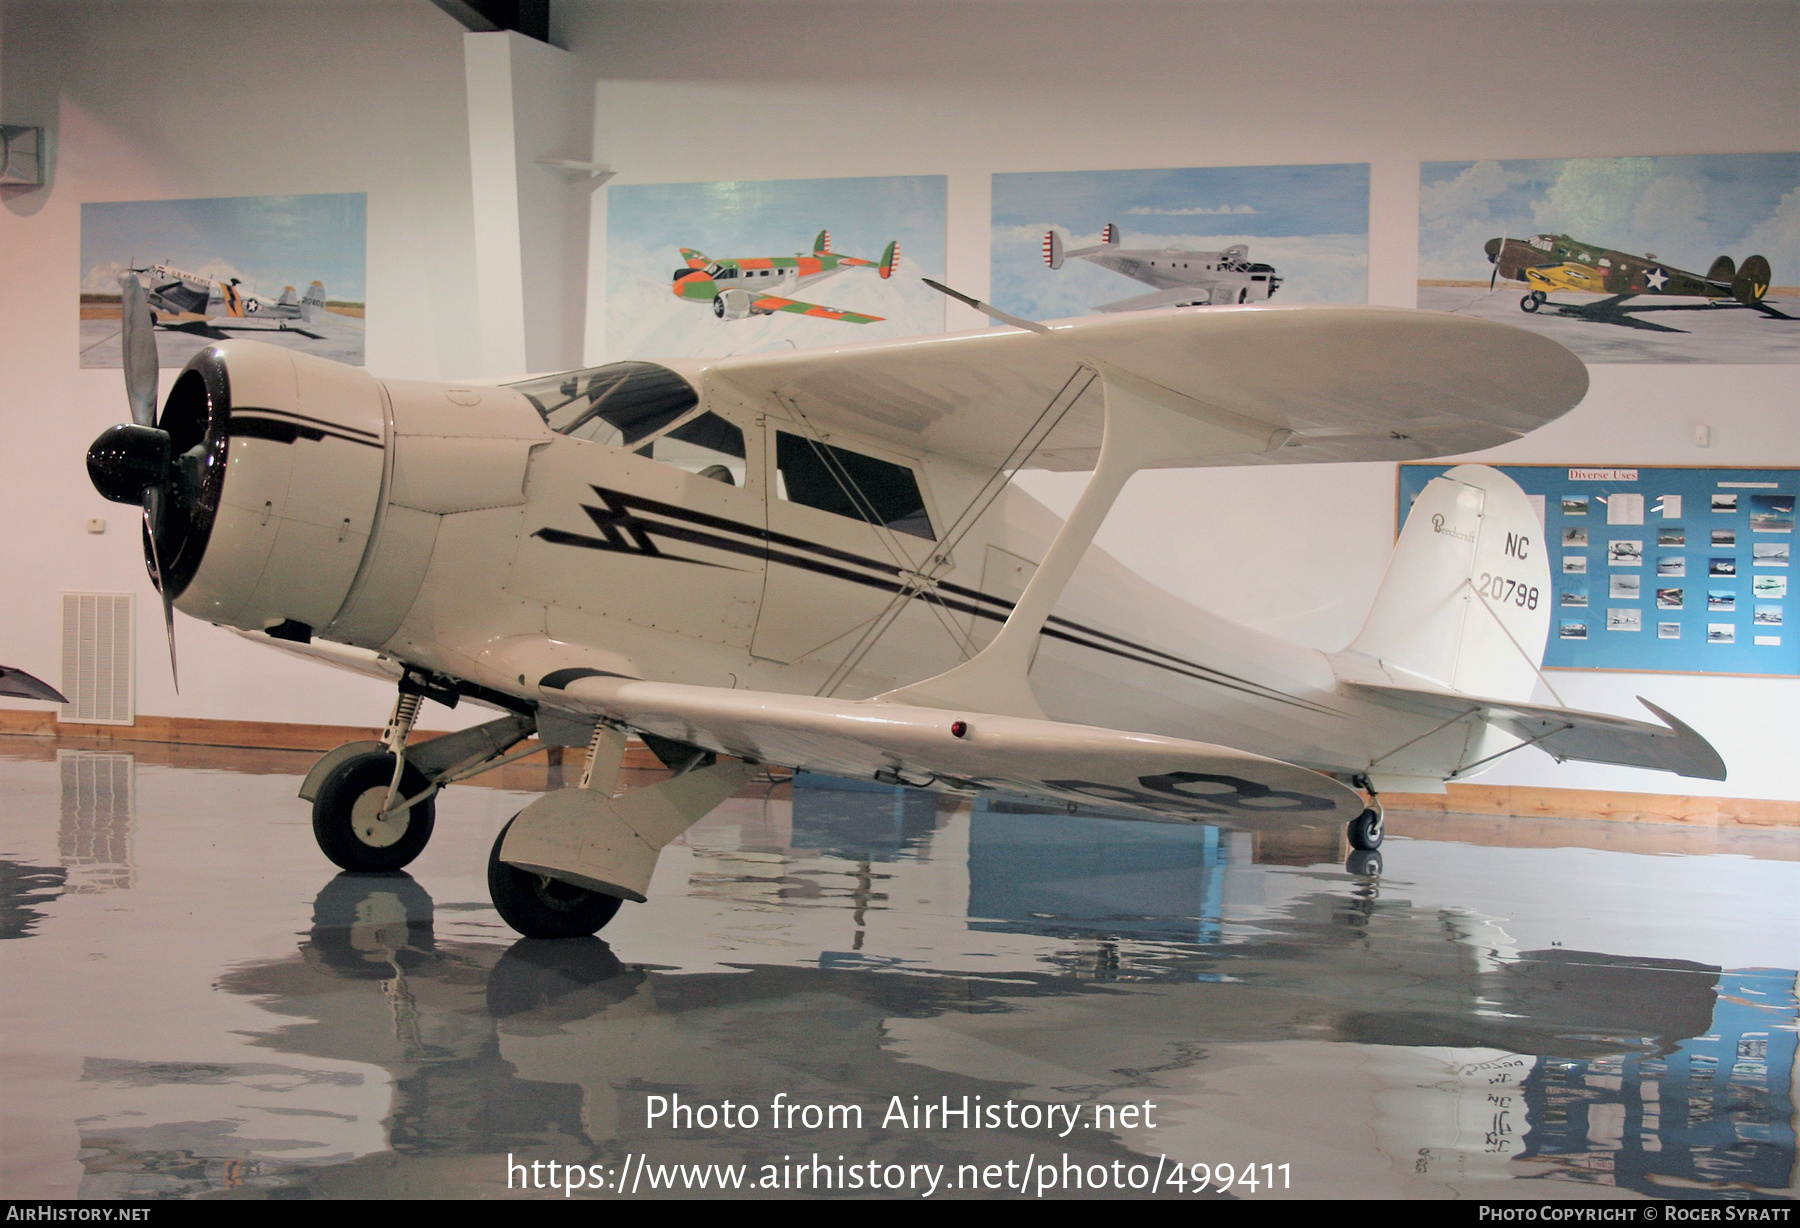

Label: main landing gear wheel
[312,750,436,872]
[487,817,623,939]
[1520,292,1545,313]
[1347,807,1384,851]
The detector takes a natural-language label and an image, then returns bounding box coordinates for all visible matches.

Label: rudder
[1349,463,1550,702]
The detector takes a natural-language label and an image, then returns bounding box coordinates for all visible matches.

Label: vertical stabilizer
[301,280,326,324]
[879,240,899,280]
[1349,464,1550,702]
[1101,223,1120,246]
[813,229,831,255]
[1043,229,1064,269]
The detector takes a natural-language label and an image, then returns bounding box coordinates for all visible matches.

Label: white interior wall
[4,0,1797,796]
[0,0,485,729]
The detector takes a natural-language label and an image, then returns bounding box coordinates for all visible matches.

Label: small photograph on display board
[1418,153,1800,362]
[80,193,366,368]
[1400,465,1798,675]
[990,164,1368,322]
[606,176,946,360]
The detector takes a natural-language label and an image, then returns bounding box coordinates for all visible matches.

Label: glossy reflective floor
[2,737,1796,1201]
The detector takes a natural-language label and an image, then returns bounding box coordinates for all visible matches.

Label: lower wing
[546,673,1366,827]
[751,294,884,324]
[1343,679,1726,781]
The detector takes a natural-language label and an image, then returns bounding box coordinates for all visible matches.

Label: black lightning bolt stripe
[535,484,1343,717]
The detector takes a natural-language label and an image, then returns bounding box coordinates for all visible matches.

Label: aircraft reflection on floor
[71,808,1777,1200]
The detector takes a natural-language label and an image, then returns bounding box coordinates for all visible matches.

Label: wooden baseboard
[0,709,662,769]
[1385,784,1799,829]
[3,709,1794,827]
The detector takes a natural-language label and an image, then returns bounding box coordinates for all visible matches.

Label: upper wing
[1342,678,1726,781]
[544,673,1366,828]
[750,294,884,324]
[694,305,1589,472]
[680,248,710,268]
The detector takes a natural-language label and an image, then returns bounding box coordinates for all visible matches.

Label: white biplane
[85,270,1724,938]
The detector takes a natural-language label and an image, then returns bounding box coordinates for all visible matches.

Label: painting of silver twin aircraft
[1043,223,1282,311]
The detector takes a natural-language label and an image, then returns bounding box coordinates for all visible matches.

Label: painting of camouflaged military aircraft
[671,230,899,323]
[1485,234,1787,325]
[1044,223,1282,312]
[134,263,330,331]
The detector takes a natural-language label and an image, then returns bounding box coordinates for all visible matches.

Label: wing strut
[881,363,1292,718]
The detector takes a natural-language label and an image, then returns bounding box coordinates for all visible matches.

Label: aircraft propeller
[85,271,180,690]
[1488,230,1509,291]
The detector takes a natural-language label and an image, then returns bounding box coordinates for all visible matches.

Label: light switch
[1692,423,1711,447]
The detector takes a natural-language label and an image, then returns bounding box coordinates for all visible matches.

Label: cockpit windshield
[508,362,699,446]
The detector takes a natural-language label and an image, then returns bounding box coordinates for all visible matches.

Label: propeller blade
[141,491,179,693]
[119,271,160,427]
[1490,231,1508,291]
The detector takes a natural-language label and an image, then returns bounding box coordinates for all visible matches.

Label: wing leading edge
[696,305,1590,472]
[553,674,1367,828]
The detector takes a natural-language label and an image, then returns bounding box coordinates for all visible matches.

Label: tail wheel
[312,750,436,872]
[488,817,624,939]
[1348,807,1384,851]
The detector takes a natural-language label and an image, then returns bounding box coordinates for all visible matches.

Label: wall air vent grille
[60,593,134,725]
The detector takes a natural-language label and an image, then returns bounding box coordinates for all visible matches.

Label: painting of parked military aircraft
[80,193,365,369]
[607,175,945,360]
[1420,154,1800,362]
[993,164,1368,323]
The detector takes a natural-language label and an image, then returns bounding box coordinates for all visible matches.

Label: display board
[1399,465,1796,677]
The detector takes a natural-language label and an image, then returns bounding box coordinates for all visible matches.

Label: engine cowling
[163,341,389,634]
[712,288,755,321]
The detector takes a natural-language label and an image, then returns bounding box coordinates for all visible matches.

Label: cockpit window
[508,362,698,446]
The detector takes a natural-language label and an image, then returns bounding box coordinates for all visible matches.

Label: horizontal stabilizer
[1343,678,1726,781]
[553,675,1367,827]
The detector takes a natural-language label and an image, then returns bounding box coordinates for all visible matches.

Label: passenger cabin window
[775,431,934,540]
[636,412,746,486]
[509,362,698,446]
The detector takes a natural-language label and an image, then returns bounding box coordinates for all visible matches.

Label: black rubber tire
[311,751,436,872]
[1345,849,1384,878]
[1520,293,1540,313]
[488,817,624,939]
[1347,807,1384,851]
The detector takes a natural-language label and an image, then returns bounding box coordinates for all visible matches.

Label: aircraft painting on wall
[1484,233,1782,326]
[80,192,366,369]
[84,275,1726,942]
[135,263,331,333]
[993,163,1369,324]
[670,230,900,323]
[1042,223,1282,311]
[1420,153,1800,362]
[608,175,946,360]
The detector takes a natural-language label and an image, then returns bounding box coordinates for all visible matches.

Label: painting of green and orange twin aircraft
[671,230,899,324]
[1485,232,1786,327]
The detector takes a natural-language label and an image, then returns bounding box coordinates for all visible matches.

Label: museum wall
[0,0,488,729]
[3,0,1797,796]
